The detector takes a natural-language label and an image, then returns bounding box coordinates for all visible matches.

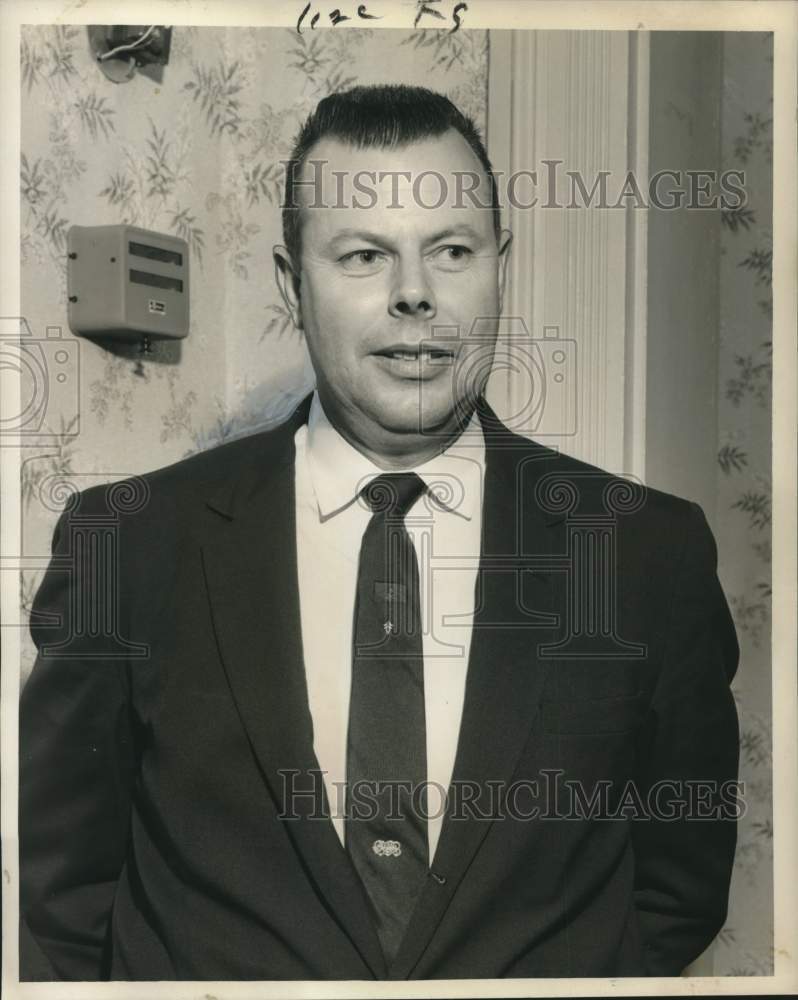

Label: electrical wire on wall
[88,25,173,83]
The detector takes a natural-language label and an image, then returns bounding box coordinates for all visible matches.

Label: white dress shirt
[294,392,485,863]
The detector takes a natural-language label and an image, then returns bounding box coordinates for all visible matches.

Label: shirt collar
[305,391,485,522]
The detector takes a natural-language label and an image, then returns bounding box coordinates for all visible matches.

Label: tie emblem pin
[372,839,402,857]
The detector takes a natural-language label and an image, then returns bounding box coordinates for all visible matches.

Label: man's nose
[388,257,436,319]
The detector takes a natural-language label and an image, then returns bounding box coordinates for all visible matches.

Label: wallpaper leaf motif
[20,154,47,206]
[169,205,206,264]
[246,101,295,160]
[287,33,332,82]
[89,354,141,429]
[242,161,283,207]
[733,111,773,165]
[21,36,45,92]
[160,371,198,444]
[717,444,748,475]
[731,486,771,530]
[261,303,296,341]
[731,595,769,647]
[738,245,772,288]
[184,59,245,137]
[99,171,136,210]
[402,29,466,70]
[45,26,80,84]
[401,28,487,73]
[75,92,116,140]
[36,209,70,251]
[46,118,89,198]
[20,29,99,276]
[319,68,360,95]
[717,34,773,975]
[720,206,756,232]
[145,120,176,198]
[207,191,261,279]
[21,25,80,96]
[725,352,771,407]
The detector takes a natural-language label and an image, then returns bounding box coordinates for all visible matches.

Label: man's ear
[497,228,513,315]
[273,245,303,330]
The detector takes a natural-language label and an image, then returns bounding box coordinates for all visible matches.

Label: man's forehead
[293,129,493,235]
[299,128,484,173]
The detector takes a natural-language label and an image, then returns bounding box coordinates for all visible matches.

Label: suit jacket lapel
[389,410,563,979]
[200,396,387,979]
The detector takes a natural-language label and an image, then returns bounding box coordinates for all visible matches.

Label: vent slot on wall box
[128,241,183,266]
[129,269,184,292]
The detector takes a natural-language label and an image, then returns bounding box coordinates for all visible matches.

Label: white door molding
[486,29,648,479]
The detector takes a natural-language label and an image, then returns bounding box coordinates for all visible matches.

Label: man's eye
[433,245,474,269]
[340,249,385,271]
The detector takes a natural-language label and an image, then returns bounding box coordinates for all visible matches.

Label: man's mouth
[371,343,457,381]
[374,345,455,361]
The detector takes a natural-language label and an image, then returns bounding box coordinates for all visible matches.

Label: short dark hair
[282,84,500,269]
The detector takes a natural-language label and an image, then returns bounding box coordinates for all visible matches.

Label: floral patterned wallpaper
[18,24,773,978]
[18,23,489,679]
[712,31,773,977]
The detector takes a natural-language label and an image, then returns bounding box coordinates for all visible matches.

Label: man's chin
[364,394,472,441]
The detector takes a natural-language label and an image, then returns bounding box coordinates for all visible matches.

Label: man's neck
[318,400,477,471]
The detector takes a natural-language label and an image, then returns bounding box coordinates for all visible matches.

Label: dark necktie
[346,472,429,964]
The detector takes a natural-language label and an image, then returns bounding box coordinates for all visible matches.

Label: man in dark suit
[20,85,740,981]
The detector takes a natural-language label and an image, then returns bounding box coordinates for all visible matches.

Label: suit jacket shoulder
[486,416,701,534]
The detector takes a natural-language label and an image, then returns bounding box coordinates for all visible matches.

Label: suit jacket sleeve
[19,493,137,981]
[631,501,740,975]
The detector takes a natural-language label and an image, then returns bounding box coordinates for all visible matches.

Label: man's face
[275,129,511,456]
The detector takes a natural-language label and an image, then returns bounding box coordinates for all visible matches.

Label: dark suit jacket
[20,395,740,981]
